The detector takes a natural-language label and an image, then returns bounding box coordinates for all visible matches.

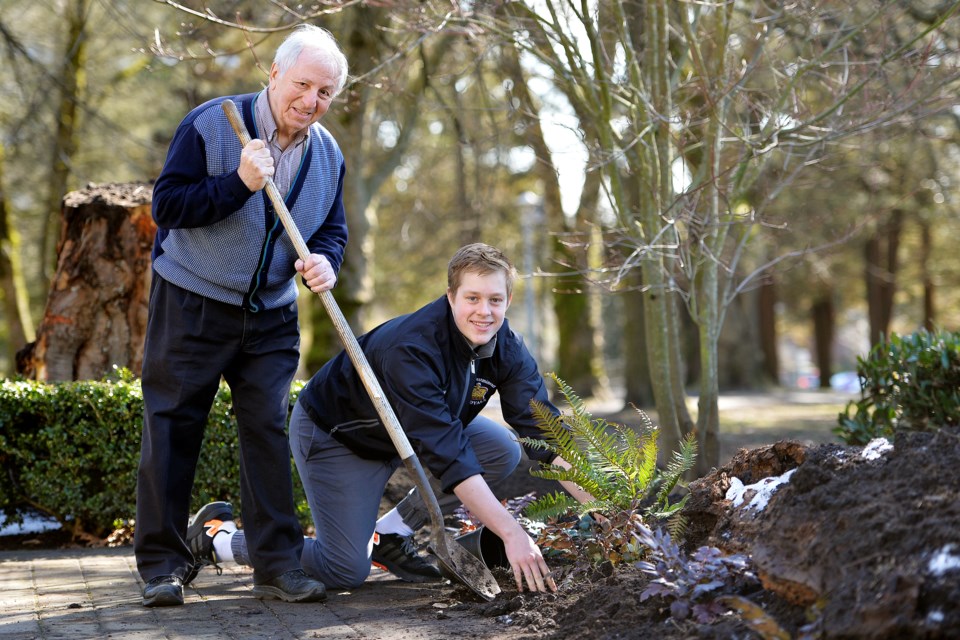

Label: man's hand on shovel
[296,254,337,293]
[237,138,275,192]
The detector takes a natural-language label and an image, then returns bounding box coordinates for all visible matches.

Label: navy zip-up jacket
[298,295,560,494]
[151,91,348,311]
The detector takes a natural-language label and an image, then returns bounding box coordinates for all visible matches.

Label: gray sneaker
[252,569,326,603]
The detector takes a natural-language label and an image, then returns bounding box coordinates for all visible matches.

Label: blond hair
[447,243,517,297]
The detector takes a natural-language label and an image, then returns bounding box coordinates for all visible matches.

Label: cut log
[17,182,155,381]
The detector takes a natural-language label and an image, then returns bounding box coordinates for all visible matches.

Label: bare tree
[466,0,960,472]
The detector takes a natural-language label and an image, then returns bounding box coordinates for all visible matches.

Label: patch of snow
[927,610,945,625]
[928,545,960,576]
[861,438,893,460]
[725,469,796,512]
[0,511,61,536]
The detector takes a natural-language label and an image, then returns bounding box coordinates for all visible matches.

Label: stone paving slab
[0,547,523,640]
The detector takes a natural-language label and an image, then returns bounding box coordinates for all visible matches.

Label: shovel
[221,99,501,601]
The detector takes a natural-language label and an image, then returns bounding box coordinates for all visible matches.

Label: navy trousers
[134,276,304,584]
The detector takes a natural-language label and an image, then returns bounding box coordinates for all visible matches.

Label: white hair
[273,24,348,95]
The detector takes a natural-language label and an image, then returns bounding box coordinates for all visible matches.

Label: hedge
[0,367,310,538]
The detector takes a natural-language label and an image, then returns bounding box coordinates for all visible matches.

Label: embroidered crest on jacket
[471,382,489,402]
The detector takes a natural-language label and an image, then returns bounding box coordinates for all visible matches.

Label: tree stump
[17,182,155,381]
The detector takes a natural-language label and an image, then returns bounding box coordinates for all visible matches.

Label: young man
[135,25,349,607]
[188,244,591,594]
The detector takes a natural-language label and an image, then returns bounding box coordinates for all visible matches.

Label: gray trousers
[288,401,521,589]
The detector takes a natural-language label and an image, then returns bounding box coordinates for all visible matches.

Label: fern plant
[520,373,698,535]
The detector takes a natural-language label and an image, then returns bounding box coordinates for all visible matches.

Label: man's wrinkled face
[268,49,338,142]
[447,270,512,348]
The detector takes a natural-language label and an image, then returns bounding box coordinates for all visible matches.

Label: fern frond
[665,511,687,541]
[522,491,581,522]
[548,373,587,418]
[632,405,655,431]
[522,374,699,535]
[528,399,591,472]
[628,428,659,498]
[653,433,698,507]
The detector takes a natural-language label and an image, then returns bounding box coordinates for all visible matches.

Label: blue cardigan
[151,91,348,311]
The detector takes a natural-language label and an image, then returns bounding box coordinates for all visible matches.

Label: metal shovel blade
[429,531,502,601]
[399,455,502,601]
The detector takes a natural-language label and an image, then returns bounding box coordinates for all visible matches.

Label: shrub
[0,368,309,538]
[836,328,960,445]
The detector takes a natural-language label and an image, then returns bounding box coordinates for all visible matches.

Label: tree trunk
[41,0,90,282]
[301,6,437,375]
[17,183,155,381]
[301,8,380,375]
[758,277,779,385]
[812,294,835,390]
[920,220,935,331]
[550,172,605,396]
[639,0,694,463]
[501,39,605,396]
[0,142,36,373]
[621,280,653,408]
[865,209,903,345]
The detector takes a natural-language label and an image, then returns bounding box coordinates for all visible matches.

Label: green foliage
[0,369,310,538]
[520,373,697,532]
[836,328,960,445]
[514,374,697,576]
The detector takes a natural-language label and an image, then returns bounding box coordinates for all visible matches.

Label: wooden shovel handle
[221,98,419,460]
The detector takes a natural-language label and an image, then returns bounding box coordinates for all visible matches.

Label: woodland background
[1,1,958,475]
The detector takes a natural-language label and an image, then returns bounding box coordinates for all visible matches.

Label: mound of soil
[460,426,960,639]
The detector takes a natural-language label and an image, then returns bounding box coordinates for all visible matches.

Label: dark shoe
[371,532,443,583]
[252,569,326,603]
[142,575,184,607]
[184,501,234,586]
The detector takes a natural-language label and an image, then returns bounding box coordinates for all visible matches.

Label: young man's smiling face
[447,270,512,348]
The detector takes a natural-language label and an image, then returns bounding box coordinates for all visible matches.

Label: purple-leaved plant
[634,521,755,623]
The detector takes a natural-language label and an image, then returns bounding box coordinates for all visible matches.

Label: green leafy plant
[0,369,311,538]
[520,373,697,532]
[512,374,697,573]
[836,328,960,445]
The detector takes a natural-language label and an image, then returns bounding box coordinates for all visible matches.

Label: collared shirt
[255,90,309,197]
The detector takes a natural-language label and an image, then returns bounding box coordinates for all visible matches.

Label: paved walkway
[0,547,520,640]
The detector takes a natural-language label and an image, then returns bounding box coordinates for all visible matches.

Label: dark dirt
[6,404,959,639]
[450,425,960,640]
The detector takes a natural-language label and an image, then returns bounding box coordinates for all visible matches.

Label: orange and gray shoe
[184,501,234,586]
[371,532,443,583]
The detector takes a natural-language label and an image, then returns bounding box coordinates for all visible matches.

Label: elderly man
[135,24,349,607]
